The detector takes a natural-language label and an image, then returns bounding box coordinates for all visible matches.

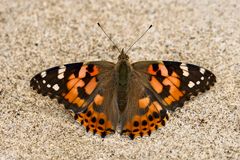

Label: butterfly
[30,24,216,139]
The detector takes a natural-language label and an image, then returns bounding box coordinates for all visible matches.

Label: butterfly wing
[30,61,119,137]
[120,61,216,139]
[133,61,216,110]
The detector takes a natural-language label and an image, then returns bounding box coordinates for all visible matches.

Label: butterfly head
[118,48,129,61]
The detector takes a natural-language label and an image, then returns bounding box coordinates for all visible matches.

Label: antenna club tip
[149,25,153,28]
[97,22,100,26]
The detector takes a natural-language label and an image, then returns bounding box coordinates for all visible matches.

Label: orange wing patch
[150,76,163,94]
[164,95,175,105]
[167,76,180,87]
[78,65,88,78]
[162,78,183,100]
[148,63,185,106]
[158,63,169,77]
[171,71,180,78]
[138,97,150,109]
[94,94,104,106]
[68,73,76,80]
[65,86,79,102]
[67,79,85,89]
[85,77,98,95]
[148,64,157,75]
[73,97,85,107]
[61,64,100,106]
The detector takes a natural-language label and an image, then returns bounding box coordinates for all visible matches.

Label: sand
[0,0,239,159]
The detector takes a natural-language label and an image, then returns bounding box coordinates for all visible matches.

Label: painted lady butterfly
[30,24,216,139]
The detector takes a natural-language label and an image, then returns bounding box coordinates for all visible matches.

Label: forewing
[132,61,216,110]
[30,61,119,137]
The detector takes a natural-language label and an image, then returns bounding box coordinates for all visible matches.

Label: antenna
[97,23,121,54]
[125,25,152,54]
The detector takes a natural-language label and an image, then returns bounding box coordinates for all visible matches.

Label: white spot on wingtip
[180,63,188,70]
[47,84,51,88]
[41,71,47,78]
[180,63,189,77]
[200,68,205,74]
[201,76,204,80]
[43,80,46,84]
[188,81,195,88]
[196,81,200,85]
[58,73,64,79]
[58,66,66,74]
[52,84,60,91]
[183,70,189,77]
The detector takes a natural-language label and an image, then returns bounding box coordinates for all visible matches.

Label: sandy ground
[0,0,239,159]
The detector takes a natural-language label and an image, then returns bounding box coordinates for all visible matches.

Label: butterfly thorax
[116,51,131,113]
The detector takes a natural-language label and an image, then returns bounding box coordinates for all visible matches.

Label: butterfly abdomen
[116,60,132,113]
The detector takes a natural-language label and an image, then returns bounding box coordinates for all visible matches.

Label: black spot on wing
[81,72,92,85]
[156,70,165,82]
[160,85,171,99]
[152,63,159,72]
[77,87,89,100]
[86,64,94,73]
